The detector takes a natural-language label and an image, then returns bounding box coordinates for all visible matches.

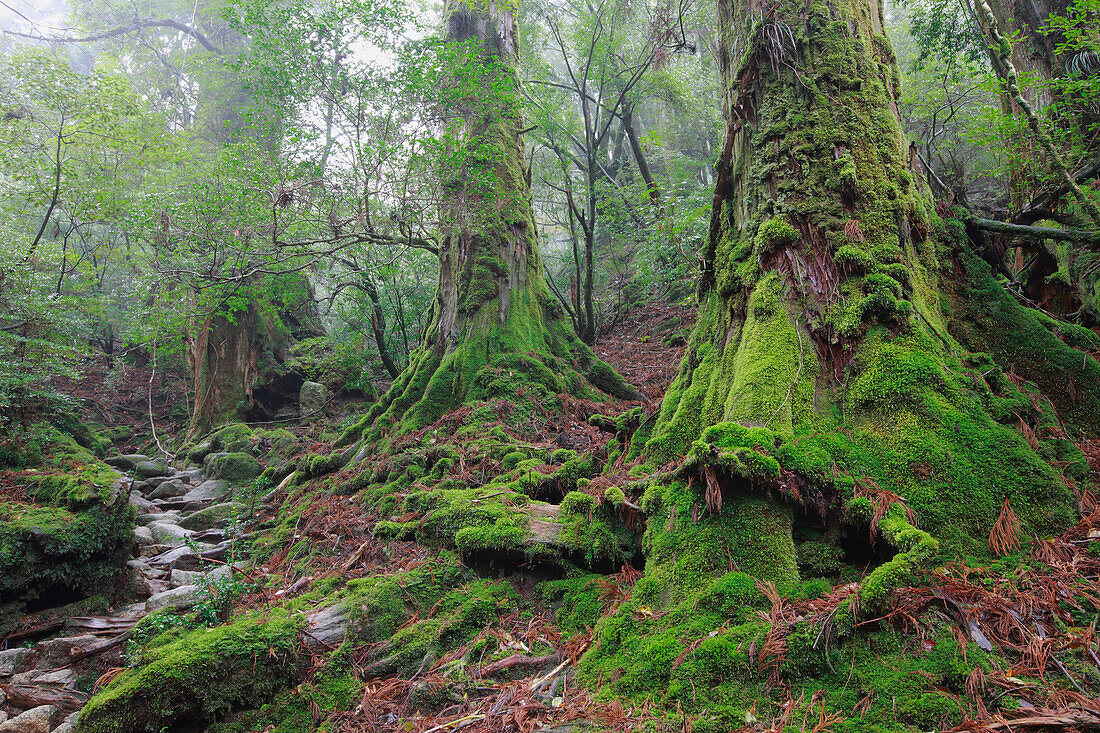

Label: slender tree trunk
[360,272,401,379]
[635,0,1100,607]
[621,102,661,206]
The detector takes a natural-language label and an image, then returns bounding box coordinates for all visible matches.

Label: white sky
[0,0,70,34]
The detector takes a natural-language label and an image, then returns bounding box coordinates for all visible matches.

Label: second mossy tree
[633,0,1100,602]
[348,0,637,443]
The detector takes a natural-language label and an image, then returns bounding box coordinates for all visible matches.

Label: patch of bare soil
[52,361,189,451]
[593,301,696,402]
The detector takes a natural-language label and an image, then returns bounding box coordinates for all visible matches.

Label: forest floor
[0,302,697,732]
[6,301,1100,733]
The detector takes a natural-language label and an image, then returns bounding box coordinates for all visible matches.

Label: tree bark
[186,276,324,439]
[635,0,1100,607]
[620,102,661,206]
[360,271,401,379]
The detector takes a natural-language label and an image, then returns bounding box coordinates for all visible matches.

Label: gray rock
[104,454,149,470]
[32,667,76,686]
[300,380,327,417]
[170,568,205,587]
[53,711,80,733]
[134,525,155,546]
[117,601,148,617]
[187,440,214,464]
[147,478,188,500]
[148,522,192,547]
[134,459,171,478]
[181,468,204,483]
[129,491,155,512]
[0,712,7,726]
[302,605,350,653]
[207,564,233,584]
[0,704,60,733]
[179,502,244,531]
[145,584,206,612]
[136,512,168,525]
[34,635,97,668]
[0,647,34,675]
[147,544,216,570]
[127,559,166,578]
[173,564,232,589]
[191,528,226,544]
[180,479,231,504]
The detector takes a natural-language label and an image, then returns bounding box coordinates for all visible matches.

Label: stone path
[0,452,251,732]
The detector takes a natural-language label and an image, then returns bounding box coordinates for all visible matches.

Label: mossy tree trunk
[350,0,636,441]
[636,0,1100,606]
[187,276,324,441]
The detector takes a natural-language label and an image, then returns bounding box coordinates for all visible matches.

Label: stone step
[0,703,61,733]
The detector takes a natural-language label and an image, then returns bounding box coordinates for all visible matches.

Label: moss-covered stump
[0,427,133,605]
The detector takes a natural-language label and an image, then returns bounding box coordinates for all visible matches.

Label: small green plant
[194,570,250,625]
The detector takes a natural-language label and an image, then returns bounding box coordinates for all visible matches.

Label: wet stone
[147,479,188,500]
[134,459,171,478]
[0,704,61,733]
[129,492,155,512]
[32,668,77,686]
[35,635,97,668]
[145,585,206,612]
[148,522,192,547]
[0,648,35,676]
[104,454,149,470]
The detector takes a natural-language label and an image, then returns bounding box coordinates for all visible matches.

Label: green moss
[0,428,133,604]
[834,244,875,272]
[210,423,254,453]
[586,359,640,400]
[859,504,938,612]
[796,540,845,576]
[208,452,262,483]
[79,609,305,733]
[754,217,799,255]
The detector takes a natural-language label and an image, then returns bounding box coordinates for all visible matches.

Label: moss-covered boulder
[205,452,261,483]
[0,428,134,604]
[78,609,305,733]
[178,502,244,531]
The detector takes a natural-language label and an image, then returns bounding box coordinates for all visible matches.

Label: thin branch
[964,214,1100,245]
[5,18,224,55]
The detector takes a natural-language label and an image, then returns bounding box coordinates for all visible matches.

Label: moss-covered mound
[0,427,133,604]
[79,609,306,733]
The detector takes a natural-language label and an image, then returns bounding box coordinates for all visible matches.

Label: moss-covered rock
[0,428,133,604]
[206,452,262,483]
[79,609,305,733]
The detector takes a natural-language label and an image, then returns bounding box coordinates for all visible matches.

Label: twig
[422,713,486,733]
[147,337,174,461]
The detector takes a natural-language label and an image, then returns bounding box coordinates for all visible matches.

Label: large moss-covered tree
[627,0,1100,606]
[344,0,637,444]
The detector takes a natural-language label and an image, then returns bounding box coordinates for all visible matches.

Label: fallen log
[4,684,88,714]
